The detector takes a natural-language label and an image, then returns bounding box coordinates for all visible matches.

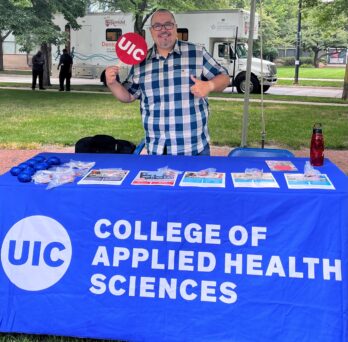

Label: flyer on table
[180,171,226,188]
[231,172,279,188]
[78,169,129,185]
[131,170,178,186]
[284,173,335,190]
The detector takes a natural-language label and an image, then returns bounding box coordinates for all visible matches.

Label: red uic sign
[115,33,148,65]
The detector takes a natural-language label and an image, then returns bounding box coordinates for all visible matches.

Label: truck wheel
[262,85,270,93]
[100,70,107,87]
[235,74,260,94]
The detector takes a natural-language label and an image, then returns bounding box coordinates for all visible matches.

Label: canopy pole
[241,0,256,147]
[259,0,266,148]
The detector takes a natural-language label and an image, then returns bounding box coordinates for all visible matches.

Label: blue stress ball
[10,167,22,176]
[47,156,61,166]
[26,159,38,167]
[32,156,46,162]
[34,162,49,171]
[18,162,30,169]
[22,166,35,175]
[17,172,32,183]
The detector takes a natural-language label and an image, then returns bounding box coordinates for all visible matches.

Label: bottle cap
[313,123,322,134]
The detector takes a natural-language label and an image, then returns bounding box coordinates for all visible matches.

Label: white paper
[179,171,225,188]
[78,169,129,185]
[231,172,279,188]
[284,173,335,190]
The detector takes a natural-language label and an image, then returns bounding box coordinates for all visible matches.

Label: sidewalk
[1,146,347,175]
[0,73,345,99]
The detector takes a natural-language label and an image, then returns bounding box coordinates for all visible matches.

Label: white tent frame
[241,0,257,147]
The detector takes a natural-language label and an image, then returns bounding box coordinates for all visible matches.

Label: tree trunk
[314,49,320,68]
[41,43,51,86]
[342,61,348,100]
[134,14,143,35]
[0,31,12,71]
[0,36,4,71]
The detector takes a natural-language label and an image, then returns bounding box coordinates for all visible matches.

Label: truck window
[177,28,188,41]
[106,29,122,41]
[218,44,229,58]
[236,43,248,58]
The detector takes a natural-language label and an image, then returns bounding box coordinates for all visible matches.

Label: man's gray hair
[151,9,176,24]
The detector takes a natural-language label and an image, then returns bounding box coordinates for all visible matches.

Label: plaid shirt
[123,40,228,155]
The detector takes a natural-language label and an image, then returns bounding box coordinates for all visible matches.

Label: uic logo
[115,32,148,65]
[117,36,145,61]
[1,215,72,291]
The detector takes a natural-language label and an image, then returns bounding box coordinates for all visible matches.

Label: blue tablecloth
[0,153,347,342]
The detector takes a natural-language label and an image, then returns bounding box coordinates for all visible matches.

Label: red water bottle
[310,123,324,166]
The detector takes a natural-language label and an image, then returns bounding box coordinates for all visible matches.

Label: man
[31,51,45,90]
[106,9,230,155]
[58,49,73,91]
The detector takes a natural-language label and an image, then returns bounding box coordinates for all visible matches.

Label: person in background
[58,49,73,91]
[105,8,230,156]
[31,51,45,90]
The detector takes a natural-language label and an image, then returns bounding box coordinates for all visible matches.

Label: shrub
[275,56,314,67]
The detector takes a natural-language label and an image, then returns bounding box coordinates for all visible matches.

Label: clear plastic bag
[304,161,321,179]
[46,168,76,189]
[32,170,55,184]
[245,168,263,178]
[63,160,96,177]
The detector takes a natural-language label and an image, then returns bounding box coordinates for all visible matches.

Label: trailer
[53,9,277,93]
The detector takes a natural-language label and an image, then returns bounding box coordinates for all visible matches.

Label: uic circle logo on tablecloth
[1,215,72,291]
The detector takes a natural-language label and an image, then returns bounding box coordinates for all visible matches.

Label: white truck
[53,9,277,93]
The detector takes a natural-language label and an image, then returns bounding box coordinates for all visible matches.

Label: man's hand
[190,75,214,98]
[105,65,135,103]
[105,66,121,86]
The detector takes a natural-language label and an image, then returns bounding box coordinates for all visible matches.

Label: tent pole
[241,0,256,147]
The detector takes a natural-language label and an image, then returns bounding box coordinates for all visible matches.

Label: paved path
[0,74,345,99]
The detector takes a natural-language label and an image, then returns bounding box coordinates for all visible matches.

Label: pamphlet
[78,169,129,185]
[131,170,178,186]
[231,172,279,188]
[179,171,225,188]
[284,173,335,190]
[266,160,297,172]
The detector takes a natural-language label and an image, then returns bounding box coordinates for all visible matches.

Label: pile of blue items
[10,156,61,183]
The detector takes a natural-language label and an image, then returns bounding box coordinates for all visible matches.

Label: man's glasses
[151,22,175,31]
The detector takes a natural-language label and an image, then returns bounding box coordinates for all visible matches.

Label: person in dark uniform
[58,49,73,91]
[31,51,45,90]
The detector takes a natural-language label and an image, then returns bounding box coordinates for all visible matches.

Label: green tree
[0,0,88,84]
[19,0,88,85]
[256,0,297,59]
[302,0,348,99]
[301,12,347,67]
[90,0,230,34]
[0,0,31,70]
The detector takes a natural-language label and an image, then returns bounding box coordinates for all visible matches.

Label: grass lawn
[276,79,343,87]
[277,66,346,79]
[0,89,347,150]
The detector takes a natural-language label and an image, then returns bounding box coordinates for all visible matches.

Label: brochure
[231,172,279,188]
[131,170,178,186]
[78,169,129,185]
[266,160,297,172]
[179,171,225,188]
[284,173,335,190]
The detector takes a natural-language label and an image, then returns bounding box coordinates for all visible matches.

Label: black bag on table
[75,135,136,154]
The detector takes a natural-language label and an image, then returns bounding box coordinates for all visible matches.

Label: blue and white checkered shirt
[123,40,228,155]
